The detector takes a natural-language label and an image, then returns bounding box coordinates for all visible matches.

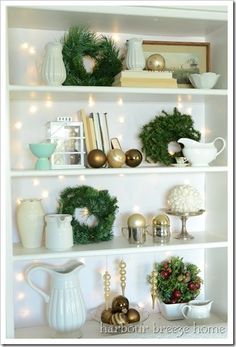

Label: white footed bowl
[189,72,220,89]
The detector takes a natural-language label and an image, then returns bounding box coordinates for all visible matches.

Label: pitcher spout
[178,138,200,147]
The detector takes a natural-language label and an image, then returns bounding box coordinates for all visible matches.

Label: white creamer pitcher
[45,214,73,251]
[182,300,213,320]
[25,261,86,335]
[178,137,226,166]
[125,38,145,71]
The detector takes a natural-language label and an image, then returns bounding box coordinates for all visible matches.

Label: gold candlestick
[150,269,158,309]
[119,260,127,296]
[103,271,111,310]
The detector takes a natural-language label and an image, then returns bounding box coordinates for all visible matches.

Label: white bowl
[189,72,220,89]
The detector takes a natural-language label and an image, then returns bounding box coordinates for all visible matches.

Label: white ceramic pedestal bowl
[189,72,220,89]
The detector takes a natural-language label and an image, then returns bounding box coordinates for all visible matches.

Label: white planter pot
[158,301,185,320]
[16,199,45,248]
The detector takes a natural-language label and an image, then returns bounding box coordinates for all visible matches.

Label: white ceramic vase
[16,199,45,248]
[45,214,73,251]
[125,38,145,71]
[25,261,86,335]
[41,42,66,86]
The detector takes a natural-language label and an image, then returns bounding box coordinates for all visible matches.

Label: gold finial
[103,271,111,310]
[150,269,158,309]
[119,260,127,296]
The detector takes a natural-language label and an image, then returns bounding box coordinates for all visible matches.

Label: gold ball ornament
[112,295,129,313]
[107,149,126,168]
[125,149,143,167]
[110,312,129,325]
[87,149,107,168]
[127,308,140,323]
[127,213,146,228]
[152,214,170,226]
[101,308,113,324]
[146,54,165,71]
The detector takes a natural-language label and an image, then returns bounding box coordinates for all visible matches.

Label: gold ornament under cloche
[152,214,170,244]
[127,213,146,228]
[107,149,126,168]
[87,149,107,168]
[125,149,143,167]
[146,54,165,71]
[127,308,140,323]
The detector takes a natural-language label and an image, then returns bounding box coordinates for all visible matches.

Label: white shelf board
[11,166,228,178]
[14,313,227,340]
[13,233,228,261]
[9,85,227,103]
[8,5,227,35]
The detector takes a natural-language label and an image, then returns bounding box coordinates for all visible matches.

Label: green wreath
[57,185,118,244]
[139,107,201,166]
[61,27,123,86]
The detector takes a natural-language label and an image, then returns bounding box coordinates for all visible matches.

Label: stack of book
[80,109,111,155]
[112,70,177,88]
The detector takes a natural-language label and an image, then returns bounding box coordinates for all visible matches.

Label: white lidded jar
[16,199,45,248]
[125,38,145,71]
[45,214,73,251]
[41,42,66,86]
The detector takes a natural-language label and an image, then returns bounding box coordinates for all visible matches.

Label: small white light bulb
[32,179,40,186]
[118,117,125,124]
[117,97,123,106]
[88,95,95,107]
[29,105,38,114]
[29,46,36,55]
[21,42,29,50]
[14,122,22,130]
[41,190,49,198]
[132,205,140,213]
[15,273,24,282]
[17,292,25,300]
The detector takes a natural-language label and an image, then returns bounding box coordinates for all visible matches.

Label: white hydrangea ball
[167,185,203,213]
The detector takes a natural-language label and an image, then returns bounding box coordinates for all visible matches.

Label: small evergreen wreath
[139,107,201,166]
[61,27,123,86]
[57,185,118,244]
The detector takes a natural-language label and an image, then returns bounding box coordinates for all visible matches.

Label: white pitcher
[16,199,45,248]
[125,38,145,71]
[25,261,86,335]
[41,42,66,86]
[182,300,213,320]
[45,214,73,251]
[178,137,226,166]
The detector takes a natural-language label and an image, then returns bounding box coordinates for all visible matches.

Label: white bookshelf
[1,2,233,344]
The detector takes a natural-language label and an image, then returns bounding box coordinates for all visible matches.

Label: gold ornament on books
[146,54,165,71]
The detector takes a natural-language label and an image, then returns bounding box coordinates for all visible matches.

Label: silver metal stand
[165,210,205,240]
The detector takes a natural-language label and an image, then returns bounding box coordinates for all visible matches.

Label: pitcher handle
[122,227,128,239]
[181,305,191,319]
[25,265,52,303]
[213,137,226,157]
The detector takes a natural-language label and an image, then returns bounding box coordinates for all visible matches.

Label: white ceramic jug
[41,42,66,86]
[25,261,86,335]
[182,300,213,320]
[178,137,226,166]
[16,199,45,248]
[125,38,145,71]
[45,214,73,251]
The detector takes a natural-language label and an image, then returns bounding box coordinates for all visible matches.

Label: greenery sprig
[139,107,201,166]
[57,185,118,244]
[61,27,123,86]
[149,256,202,304]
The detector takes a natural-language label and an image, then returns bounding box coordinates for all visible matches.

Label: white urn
[16,199,45,248]
[125,38,146,71]
[41,42,66,86]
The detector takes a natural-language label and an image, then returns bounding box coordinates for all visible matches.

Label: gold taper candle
[103,271,111,310]
[150,269,158,309]
[119,260,127,296]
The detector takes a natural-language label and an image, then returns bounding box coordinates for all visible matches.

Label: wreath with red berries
[150,256,202,304]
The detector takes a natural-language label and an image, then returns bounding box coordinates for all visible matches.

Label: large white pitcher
[45,214,73,251]
[25,261,86,335]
